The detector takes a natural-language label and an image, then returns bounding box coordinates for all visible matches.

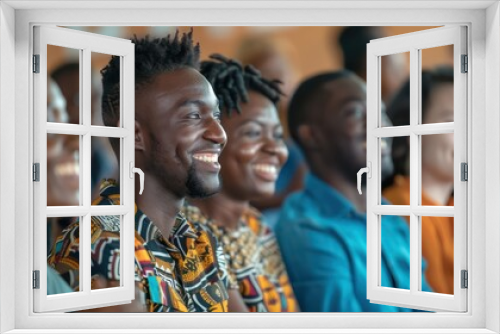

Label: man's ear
[135,120,145,152]
[297,124,321,151]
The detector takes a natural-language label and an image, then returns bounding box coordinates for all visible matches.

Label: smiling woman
[185,54,298,312]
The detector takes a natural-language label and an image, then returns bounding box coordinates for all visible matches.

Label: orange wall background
[48,26,453,82]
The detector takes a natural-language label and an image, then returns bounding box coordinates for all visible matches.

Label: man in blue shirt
[275,70,431,312]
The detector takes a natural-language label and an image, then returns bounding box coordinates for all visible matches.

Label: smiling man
[275,70,432,312]
[48,30,244,312]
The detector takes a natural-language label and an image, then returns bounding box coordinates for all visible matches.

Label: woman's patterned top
[182,203,298,312]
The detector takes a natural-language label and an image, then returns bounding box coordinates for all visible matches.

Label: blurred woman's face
[47,80,80,206]
[219,91,288,201]
[421,83,454,183]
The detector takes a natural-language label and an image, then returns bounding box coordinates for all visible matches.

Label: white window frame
[33,25,136,313]
[366,26,467,312]
[0,1,499,333]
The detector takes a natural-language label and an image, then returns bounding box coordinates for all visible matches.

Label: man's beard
[148,133,220,199]
[185,164,220,198]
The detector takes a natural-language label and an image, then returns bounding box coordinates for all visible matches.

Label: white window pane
[380,215,410,290]
[380,51,409,122]
[92,52,120,127]
[91,136,119,201]
[382,136,410,204]
[47,216,80,295]
[47,134,80,206]
[421,216,454,295]
[90,215,122,291]
[421,133,454,206]
[48,45,80,125]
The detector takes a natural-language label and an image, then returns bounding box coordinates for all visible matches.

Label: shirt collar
[98,180,198,243]
[304,173,361,219]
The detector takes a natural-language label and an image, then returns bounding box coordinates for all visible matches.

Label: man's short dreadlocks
[200,53,283,117]
[101,29,200,153]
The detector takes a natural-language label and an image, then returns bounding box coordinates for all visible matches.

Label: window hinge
[33,163,40,182]
[461,162,468,181]
[461,54,468,73]
[33,270,40,289]
[33,54,40,73]
[461,270,468,289]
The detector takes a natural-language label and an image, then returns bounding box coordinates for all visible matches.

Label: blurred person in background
[275,70,431,312]
[46,77,79,250]
[236,36,307,229]
[52,63,119,199]
[47,77,80,208]
[383,67,454,295]
[184,54,298,312]
[337,26,408,104]
[49,31,245,312]
[46,77,76,295]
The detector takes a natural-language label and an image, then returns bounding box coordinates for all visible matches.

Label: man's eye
[344,104,365,118]
[274,132,284,140]
[350,107,364,117]
[245,130,261,138]
[213,111,222,121]
[186,112,201,119]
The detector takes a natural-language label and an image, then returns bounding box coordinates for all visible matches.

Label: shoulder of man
[91,215,121,233]
[48,219,81,269]
[48,216,118,264]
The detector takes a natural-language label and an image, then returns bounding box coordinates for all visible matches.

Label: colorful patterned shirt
[48,180,232,312]
[182,203,298,312]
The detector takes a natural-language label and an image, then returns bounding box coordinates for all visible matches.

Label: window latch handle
[357,162,371,195]
[129,162,144,195]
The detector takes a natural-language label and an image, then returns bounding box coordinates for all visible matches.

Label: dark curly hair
[200,53,283,117]
[101,29,201,153]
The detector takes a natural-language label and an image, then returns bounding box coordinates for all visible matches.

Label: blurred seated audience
[185,54,298,312]
[52,63,118,199]
[49,31,240,312]
[275,70,431,312]
[236,36,307,228]
[383,67,455,295]
[46,77,76,294]
[46,77,79,249]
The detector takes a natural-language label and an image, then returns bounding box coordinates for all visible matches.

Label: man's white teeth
[254,164,277,174]
[193,154,218,163]
[55,162,79,176]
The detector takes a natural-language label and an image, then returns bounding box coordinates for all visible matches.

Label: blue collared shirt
[275,173,431,312]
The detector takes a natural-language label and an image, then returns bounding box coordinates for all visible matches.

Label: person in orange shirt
[383,67,454,295]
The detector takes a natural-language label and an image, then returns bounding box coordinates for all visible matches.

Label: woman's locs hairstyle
[201,53,284,117]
